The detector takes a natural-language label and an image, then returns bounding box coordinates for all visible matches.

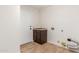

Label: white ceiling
[28,5,50,9]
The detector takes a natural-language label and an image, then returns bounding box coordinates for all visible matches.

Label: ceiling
[28,5,50,9]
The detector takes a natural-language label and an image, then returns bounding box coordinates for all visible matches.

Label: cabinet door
[36,30,41,43]
[41,30,47,44]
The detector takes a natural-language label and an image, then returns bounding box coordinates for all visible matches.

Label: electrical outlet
[29,26,32,30]
[61,29,64,32]
[51,27,54,30]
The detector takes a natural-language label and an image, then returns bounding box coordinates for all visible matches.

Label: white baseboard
[48,41,67,49]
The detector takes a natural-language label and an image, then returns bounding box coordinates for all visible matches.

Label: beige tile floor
[20,42,72,53]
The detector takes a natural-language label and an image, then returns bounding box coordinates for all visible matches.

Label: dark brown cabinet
[33,28,47,44]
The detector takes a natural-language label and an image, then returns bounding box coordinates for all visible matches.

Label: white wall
[20,6,40,44]
[40,6,79,47]
[0,6,20,52]
[1,5,79,52]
